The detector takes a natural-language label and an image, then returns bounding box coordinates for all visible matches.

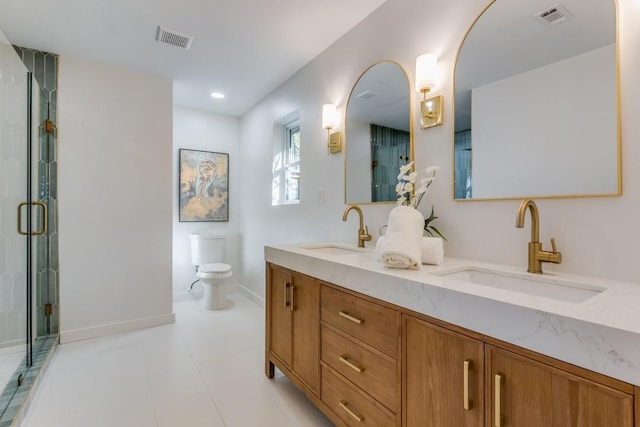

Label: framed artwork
[179,149,229,222]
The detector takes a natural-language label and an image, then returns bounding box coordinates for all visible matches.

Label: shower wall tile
[49,162,57,198]
[33,54,44,87]
[44,54,56,91]
[50,233,58,271]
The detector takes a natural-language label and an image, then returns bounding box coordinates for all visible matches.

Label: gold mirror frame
[344,60,414,205]
[452,0,621,201]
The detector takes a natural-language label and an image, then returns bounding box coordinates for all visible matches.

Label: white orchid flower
[425,166,440,177]
[420,176,436,188]
[397,161,414,180]
[395,162,440,209]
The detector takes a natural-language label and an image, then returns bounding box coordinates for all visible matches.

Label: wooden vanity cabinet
[320,285,401,426]
[487,345,634,427]
[403,315,484,427]
[265,263,320,395]
[265,263,639,426]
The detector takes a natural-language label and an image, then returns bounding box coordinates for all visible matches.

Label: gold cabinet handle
[338,400,364,423]
[17,201,47,236]
[339,355,364,373]
[283,282,290,308]
[338,311,363,324]
[463,359,473,411]
[494,373,504,427]
[290,285,295,312]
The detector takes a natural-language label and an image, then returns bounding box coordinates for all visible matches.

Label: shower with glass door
[0,37,59,424]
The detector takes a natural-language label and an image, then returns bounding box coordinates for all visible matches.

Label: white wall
[472,44,617,198]
[172,107,242,295]
[58,57,174,342]
[239,0,640,299]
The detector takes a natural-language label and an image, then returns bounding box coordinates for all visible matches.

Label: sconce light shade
[321,103,341,154]
[416,53,443,129]
[415,53,437,93]
[322,104,337,130]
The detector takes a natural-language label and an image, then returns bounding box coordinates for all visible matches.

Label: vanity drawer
[321,286,400,358]
[322,325,398,412]
[322,366,396,427]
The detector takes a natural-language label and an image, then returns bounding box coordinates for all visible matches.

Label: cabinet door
[292,273,320,392]
[404,316,484,427]
[487,346,634,427]
[268,266,292,368]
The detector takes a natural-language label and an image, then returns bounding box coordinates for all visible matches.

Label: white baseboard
[60,313,176,344]
[240,286,265,308]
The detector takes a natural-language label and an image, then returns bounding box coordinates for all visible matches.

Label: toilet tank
[190,232,225,266]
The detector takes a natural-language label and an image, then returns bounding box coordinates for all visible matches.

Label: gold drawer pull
[339,400,364,423]
[339,311,363,324]
[283,282,290,308]
[339,355,364,373]
[464,359,472,411]
[494,373,504,427]
[290,285,295,312]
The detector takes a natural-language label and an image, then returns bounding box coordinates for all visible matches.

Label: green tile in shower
[33,53,45,90]
[50,233,59,271]
[37,161,47,198]
[46,196,56,234]
[44,54,56,91]
[38,136,48,167]
[49,161,57,198]
[48,90,57,124]
[37,236,49,271]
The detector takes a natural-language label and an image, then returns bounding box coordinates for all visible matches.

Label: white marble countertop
[265,242,640,387]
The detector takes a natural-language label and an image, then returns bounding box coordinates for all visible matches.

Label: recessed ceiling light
[211,92,225,99]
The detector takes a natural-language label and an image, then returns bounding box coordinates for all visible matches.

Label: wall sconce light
[415,53,444,129]
[322,103,341,154]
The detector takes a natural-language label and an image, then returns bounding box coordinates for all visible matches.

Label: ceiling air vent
[534,4,574,25]
[156,26,193,49]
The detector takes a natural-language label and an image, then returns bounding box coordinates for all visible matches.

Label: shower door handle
[17,201,47,236]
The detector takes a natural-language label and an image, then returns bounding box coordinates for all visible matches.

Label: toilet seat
[198,262,233,279]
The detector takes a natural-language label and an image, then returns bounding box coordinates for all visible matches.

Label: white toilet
[190,232,233,310]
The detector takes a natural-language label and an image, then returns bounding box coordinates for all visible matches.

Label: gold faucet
[342,205,372,248]
[515,199,562,274]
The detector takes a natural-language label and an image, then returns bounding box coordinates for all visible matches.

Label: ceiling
[0,0,388,117]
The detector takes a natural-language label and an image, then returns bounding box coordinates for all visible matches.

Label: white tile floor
[21,294,334,427]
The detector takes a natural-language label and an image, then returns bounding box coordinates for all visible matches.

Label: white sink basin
[298,244,367,256]
[438,268,606,303]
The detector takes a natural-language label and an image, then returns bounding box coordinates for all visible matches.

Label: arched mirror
[345,61,413,204]
[453,0,620,200]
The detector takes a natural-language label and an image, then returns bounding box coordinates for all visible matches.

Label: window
[272,118,301,205]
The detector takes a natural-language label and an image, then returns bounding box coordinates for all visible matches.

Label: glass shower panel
[0,36,30,407]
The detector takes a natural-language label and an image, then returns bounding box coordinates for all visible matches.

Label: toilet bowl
[190,232,233,310]
[198,262,232,310]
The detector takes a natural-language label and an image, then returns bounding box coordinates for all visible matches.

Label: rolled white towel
[421,236,444,265]
[377,206,423,269]
[377,236,444,266]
